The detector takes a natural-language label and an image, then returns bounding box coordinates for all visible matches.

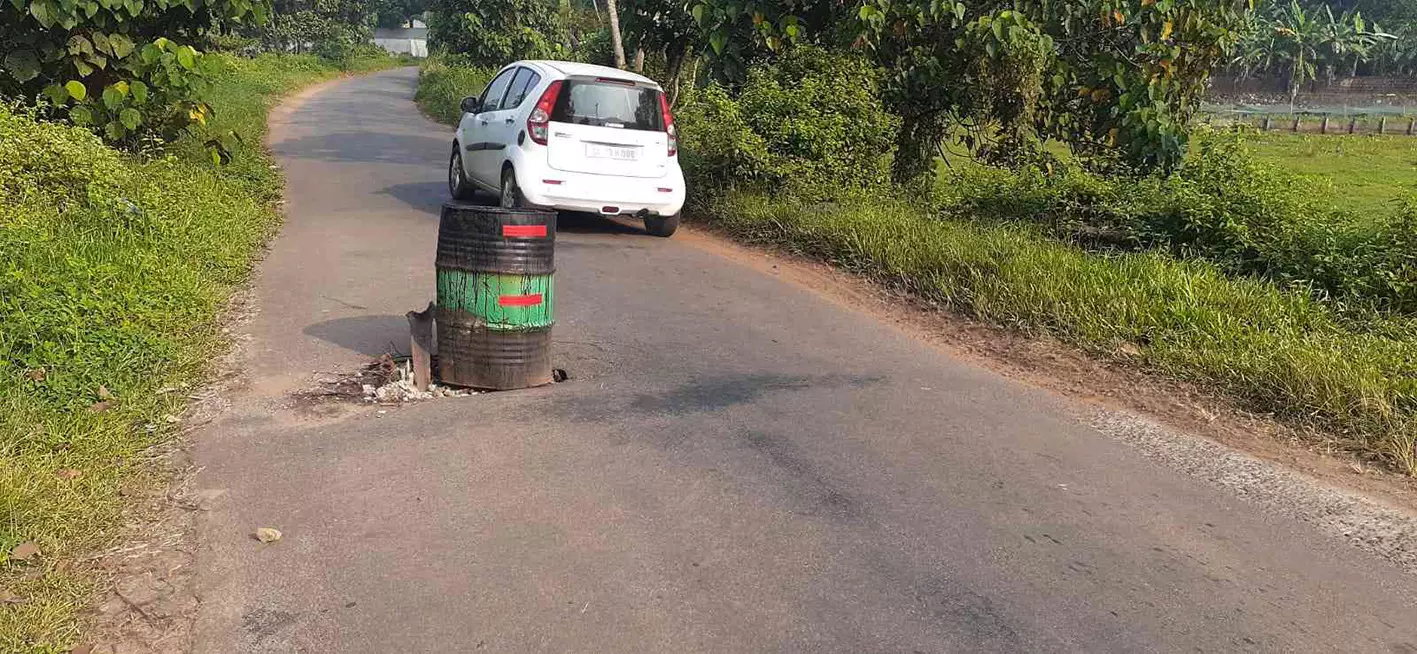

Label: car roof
[521,60,660,88]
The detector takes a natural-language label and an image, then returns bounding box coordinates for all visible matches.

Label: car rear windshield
[551,80,663,131]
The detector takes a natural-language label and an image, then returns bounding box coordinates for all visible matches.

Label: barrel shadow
[304,315,410,357]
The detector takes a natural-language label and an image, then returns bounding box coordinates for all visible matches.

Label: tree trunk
[605,0,627,69]
[633,47,645,73]
[665,44,688,106]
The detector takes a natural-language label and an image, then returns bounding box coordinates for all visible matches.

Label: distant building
[373,20,428,58]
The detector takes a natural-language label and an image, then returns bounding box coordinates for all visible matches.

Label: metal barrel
[435,203,556,390]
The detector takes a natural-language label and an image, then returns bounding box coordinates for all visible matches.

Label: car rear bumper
[518,167,686,217]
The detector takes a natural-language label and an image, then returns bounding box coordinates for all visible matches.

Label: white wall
[373,38,427,58]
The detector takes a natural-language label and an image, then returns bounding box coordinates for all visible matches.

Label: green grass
[414,54,493,125]
[1241,132,1417,218]
[696,193,1417,476]
[0,52,400,653]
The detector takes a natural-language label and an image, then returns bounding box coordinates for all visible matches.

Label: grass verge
[413,53,492,125]
[0,52,400,652]
[694,193,1417,475]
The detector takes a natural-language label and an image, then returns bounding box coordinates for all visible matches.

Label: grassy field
[1241,132,1417,217]
[0,52,398,653]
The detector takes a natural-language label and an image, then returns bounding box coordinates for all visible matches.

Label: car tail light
[527,80,563,146]
[658,92,677,157]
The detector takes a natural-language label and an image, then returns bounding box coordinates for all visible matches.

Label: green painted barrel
[436,203,556,390]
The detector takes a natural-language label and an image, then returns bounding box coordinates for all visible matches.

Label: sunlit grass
[0,52,400,652]
[1240,132,1417,218]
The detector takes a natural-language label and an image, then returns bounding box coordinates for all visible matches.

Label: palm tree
[606,0,627,68]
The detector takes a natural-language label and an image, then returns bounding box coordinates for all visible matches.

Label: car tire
[500,167,525,209]
[449,146,476,201]
[644,213,680,237]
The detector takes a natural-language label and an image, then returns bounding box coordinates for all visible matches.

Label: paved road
[191,68,1417,653]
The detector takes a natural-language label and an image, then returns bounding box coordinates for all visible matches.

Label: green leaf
[104,120,125,140]
[41,83,69,104]
[691,3,705,24]
[108,33,135,59]
[140,43,161,64]
[64,80,87,101]
[130,80,147,103]
[68,34,94,55]
[74,59,94,76]
[119,107,142,130]
[29,0,55,27]
[102,86,124,109]
[3,50,41,82]
[176,45,195,69]
[83,1,98,17]
[70,104,94,125]
[92,32,113,55]
[709,31,727,54]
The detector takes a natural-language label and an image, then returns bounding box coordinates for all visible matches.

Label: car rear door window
[480,68,516,111]
[550,80,663,131]
[501,68,541,110]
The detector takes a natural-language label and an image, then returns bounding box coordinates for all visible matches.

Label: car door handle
[479,118,489,125]
[504,117,515,124]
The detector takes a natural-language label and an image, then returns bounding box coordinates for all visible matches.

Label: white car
[447,60,686,237]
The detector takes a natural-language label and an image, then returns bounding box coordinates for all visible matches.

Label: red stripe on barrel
[498,294,543,307]
[502,225,548,238]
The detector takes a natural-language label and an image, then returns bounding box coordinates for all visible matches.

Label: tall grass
[0,52,398,652]
[698,193,1417,475]
[414,53,493,125]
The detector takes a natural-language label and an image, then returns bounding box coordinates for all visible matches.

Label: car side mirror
[460,96,481,114]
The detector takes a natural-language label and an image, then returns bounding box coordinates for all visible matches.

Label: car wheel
[449,146,476,201]
[644,213,680,238]
[500,167,525,209]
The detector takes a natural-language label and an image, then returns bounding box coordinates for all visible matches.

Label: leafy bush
[426,0,565,68]
[1,0,271,146]
[697,191,1417,474]
[676,46,898,198]
[0,53,389,651]
[414,53,494,124]
[941,131,1417,314]
[569,28,617,67]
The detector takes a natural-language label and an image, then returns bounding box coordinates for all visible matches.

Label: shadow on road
[304,315,409,357]
[558,211,648,236]
[380,181,465,214]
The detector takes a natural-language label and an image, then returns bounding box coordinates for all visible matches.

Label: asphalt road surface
[191,68,1417,653]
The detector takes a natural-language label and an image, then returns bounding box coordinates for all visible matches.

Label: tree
[426,0,565,67]
[619,0,701,98]
[370,0,429,27]
[606,0,627,67]
[256,0,378,56]
[1,0,271,146]
[856,0,1252,182]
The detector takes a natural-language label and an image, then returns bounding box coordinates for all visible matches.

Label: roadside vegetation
[2,0,404,644]
[421,0,1417,476]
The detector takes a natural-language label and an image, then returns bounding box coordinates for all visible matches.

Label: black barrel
[435,203,556,390]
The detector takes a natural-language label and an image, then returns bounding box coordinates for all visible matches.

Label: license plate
[586,144,638,161]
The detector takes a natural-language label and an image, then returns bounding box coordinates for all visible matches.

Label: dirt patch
[676,226,1417,511]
